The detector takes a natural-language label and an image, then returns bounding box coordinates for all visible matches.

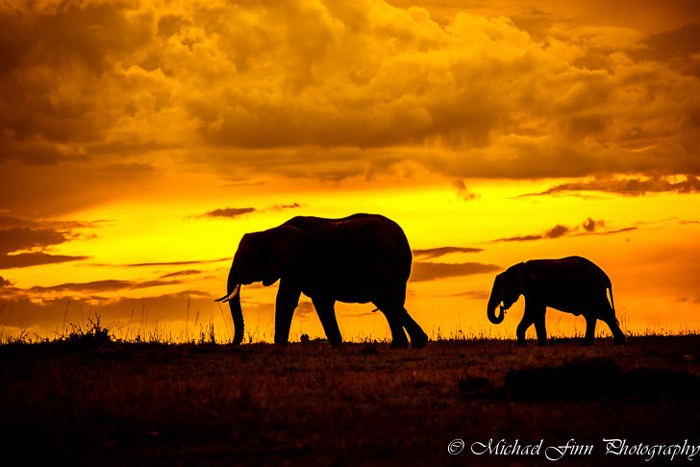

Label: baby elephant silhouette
[487,256,626,345]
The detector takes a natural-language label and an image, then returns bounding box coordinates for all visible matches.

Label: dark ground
[0,335,698,466]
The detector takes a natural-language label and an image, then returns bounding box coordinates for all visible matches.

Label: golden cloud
[1,0,698,214]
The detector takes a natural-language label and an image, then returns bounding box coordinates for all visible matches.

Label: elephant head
[487,262,531,324]
[215,225,306,345]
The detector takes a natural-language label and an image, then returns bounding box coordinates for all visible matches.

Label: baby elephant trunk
[487,294,505,324]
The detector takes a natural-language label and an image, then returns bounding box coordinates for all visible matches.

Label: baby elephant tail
[607,282,620,325]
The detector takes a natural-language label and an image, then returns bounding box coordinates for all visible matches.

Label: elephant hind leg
[399,309,428,348]
[597,299,626,345]
[602,313,626,345]
[373,299,409,348]
[311,297,342,347]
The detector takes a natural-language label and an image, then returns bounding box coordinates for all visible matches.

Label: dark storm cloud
[0,227,69,254]
[125,258,228,268]
[592,227,638,236]
[411,262,500,282]
[0,216,36,228]
[203,207,257,219]
[579,218,633,236]
[0,161,159,217]
[0,1,160,217]
[159,270,202,279]
[0,252,88,270]
[0,223,90,269]
[199,203,302,220]
[493,220,637,243]
[30,279,179,294]
[582,218,603,232]
[453,180,479,201]
[493,224,573,242]
[642,23,700,77]
[527,175,700,197]
[451,290,490,300]
[545,225,571,239]
[270,203,302,211]
[494,234,544,243]
[295,301,316,319]
[413,247,483,259]
[0,3,154,145]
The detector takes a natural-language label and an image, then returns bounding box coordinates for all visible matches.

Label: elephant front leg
[516,317,533,346]
[517,301,543,346]
[583,315,597,346]
[534,314,547,346]
[274,281,302,346]
[311,296,342,347]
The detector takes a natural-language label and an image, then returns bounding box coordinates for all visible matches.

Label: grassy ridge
[0,336,698,465]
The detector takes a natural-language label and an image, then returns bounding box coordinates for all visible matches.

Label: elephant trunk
[228,287,244,345]
[487,293,505,325]
[215,265,244,345]
[214,282,243,345]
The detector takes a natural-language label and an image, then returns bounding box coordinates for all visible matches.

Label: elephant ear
[262,226,306,286]
[513,262,536,293]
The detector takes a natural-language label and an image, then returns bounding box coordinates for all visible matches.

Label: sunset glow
[1,0,699,342]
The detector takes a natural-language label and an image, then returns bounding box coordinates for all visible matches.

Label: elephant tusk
[214,283,241,303]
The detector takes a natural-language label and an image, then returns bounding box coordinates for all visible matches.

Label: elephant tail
[607,283,619,324]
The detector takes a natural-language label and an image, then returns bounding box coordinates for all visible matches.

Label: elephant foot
[411,333,429,349]
[516,340,527,347]
[537,340,548,347]
[614,337,626,345]
[580,340,594,347]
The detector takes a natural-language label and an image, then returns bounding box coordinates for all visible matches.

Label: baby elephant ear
[263,226,306,286]
[513,262,535,291]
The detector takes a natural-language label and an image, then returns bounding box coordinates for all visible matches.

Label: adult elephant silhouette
[216,214,428,348]
[487,256,625,346]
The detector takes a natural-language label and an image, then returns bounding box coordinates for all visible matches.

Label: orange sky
[1,0,699,342]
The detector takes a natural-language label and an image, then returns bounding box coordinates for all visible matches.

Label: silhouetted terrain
[0,336,698,465]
